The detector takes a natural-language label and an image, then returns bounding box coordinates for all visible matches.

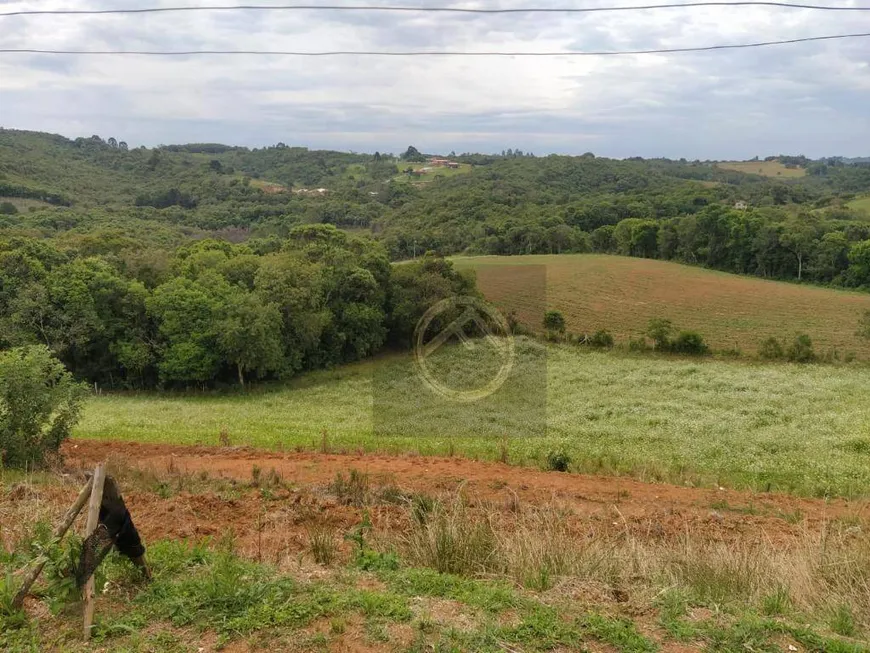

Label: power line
[2,2,870,17]
[1,32,868,55]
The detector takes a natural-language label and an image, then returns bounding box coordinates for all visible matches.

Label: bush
[758,337,784,360]
[628,336,651,352]
[646,318,674,351]
[670,331,709,356]
[545,450,571,473]
[542,310,566,335]
[588,329,614,349]
[858,310,870,340]
[0,346,86,468]
[787,334,816,363]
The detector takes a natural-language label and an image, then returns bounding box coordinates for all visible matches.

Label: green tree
[846,240,870,287]
[217,288,284,386]
[147,276,225,384]
[0,345,86,468]
[0,201,17,215]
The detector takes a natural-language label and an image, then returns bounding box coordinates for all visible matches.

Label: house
[734,200,748,210]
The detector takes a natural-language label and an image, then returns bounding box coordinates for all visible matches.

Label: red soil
[60,440,868,553]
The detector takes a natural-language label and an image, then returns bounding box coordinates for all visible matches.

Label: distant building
[429,158,460,168]
[734,200,748,210]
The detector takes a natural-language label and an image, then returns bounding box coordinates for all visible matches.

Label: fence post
[82,463,106,641]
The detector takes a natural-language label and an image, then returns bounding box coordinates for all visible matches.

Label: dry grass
[716,161,807,178]
[454,254,870,358]
[392,493,870,633]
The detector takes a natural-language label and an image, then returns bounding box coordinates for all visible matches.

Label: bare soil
[58,440,868,555]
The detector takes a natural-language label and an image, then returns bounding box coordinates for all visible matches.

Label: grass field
[716,160,807,178]
[453,254,870,359]
[847,195,870,214]
[0,196,53,212]
[77,342,870,498]
[393,162,472,183]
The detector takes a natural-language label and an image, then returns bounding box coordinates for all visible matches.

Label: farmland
[454,254,870,359]
[716,160,807,178]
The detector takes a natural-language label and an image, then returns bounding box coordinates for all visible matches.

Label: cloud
[0,0,868,157]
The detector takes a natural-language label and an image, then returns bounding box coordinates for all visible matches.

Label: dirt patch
[63,440,868,547]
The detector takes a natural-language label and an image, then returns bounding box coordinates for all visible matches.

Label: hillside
[2,128,870,287]
[455,254,870,358]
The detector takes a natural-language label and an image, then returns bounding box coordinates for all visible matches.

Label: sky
[0,0,868,159]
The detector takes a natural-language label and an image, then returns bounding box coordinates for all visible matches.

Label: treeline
[0,226,475,388]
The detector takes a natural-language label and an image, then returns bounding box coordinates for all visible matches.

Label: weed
[582,613,657,653]
[331,469,369,506]
[761,586,791,616]
[308,525,337,566]
[830,603,857,637]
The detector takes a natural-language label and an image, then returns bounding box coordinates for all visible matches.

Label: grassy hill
[454,254,870,358]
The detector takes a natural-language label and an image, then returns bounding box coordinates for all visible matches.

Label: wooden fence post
[82,463,106,641]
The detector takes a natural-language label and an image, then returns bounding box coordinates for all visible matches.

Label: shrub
[0,346,86,468]
[0,201,17,215]
[858,309,870,340]
[542,310,566,335]
[589,329,614,349]
[545,450,571,473]
[758,337,784,360]
[646,318,674,351]
[787,334,816,363]
[628,336,651,352]
[670,331,709,356]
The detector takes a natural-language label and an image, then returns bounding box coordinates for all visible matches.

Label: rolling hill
[454,254,870,358]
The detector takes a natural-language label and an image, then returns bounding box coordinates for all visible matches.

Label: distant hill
[2,129,870,288]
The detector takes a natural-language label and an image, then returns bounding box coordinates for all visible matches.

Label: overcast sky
[0,0,868,158]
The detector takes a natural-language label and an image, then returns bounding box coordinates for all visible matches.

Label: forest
[1,128,870,388]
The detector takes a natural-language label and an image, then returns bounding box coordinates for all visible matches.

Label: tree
[147,276,225,385]
[118,141,128,151]
[779,217,817,281]
[217,288,284,386]
[846,240,870,287]
[0,201,17,215]
[401,146,426,162]
[107,136,118,149]
[0,345,86,468]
